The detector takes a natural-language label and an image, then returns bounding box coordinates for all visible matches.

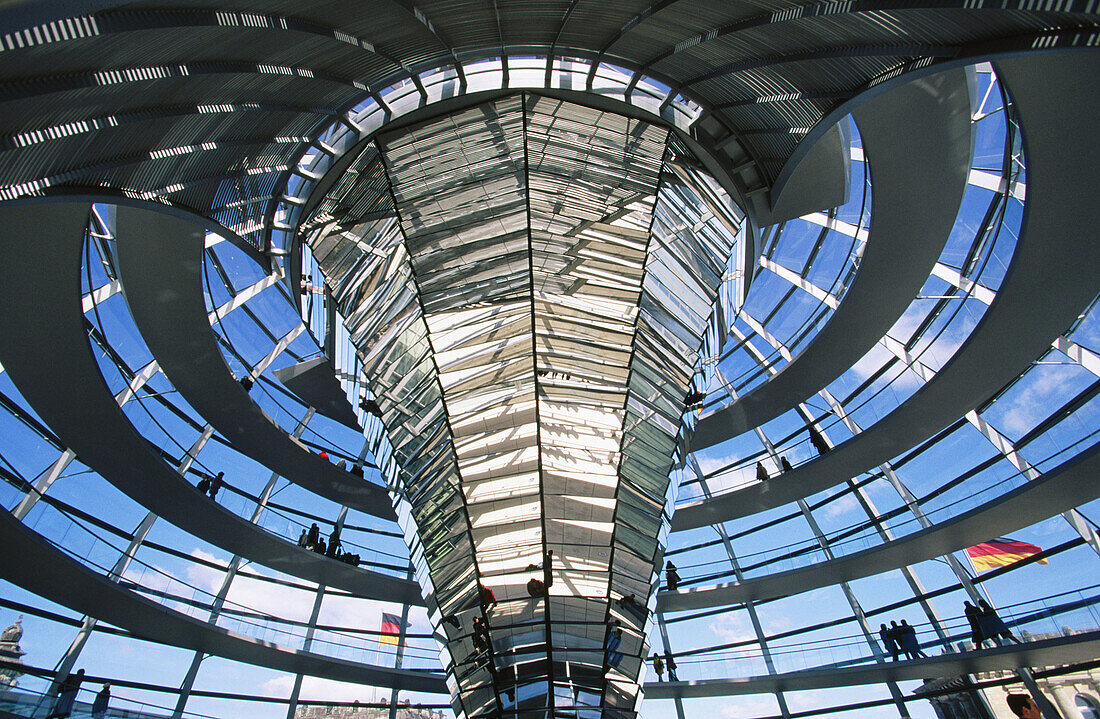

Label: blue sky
[2,63,1098,719]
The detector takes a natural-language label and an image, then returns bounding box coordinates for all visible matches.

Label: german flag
[965,537,1047,572]
[379,613,408,646]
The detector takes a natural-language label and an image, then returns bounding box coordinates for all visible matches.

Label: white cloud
[822,493,859,520]
[847,305,973,395]
[999,370,1071,436]
[763,615,793,635]
[706,613,756,644]
[720,697,778,718]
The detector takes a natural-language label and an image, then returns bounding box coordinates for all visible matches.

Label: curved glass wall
[0,19,1096,719]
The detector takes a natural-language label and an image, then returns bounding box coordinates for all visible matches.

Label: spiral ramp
[0,4,1096,719]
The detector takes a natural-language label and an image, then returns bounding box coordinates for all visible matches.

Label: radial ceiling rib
[0,508,445,693]
[0,61,368,105]
[0,8,408,76]
[0,199,421,604]
[378,117,503,713]
[675,49,1100,531]
[689,66,972,454]
[0,102,335,153]
[112,204,394,519]
[660,438,1100,611]
[520,91,556,704]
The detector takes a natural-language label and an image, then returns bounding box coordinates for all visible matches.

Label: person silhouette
[879,623,899,661]
[899,620,926,659]
[978,599,1020,644]
[605,626,622,670]
[47,668,84,719]
[665,561,680,591]
[964,601,986,648]
[208,471,223,500]
[92,683,110,719]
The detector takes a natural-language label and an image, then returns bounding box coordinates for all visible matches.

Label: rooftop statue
[0,616,26,688]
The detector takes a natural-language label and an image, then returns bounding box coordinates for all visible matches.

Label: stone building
[296,701,446,719]
[916,630,1100,719]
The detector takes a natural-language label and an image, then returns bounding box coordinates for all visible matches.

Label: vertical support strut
[48,426,214,707]
[388,563,416,719]
[174,410,315,718]
[687,455,792,719]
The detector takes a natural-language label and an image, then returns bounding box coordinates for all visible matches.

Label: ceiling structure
[0,3,1098,719]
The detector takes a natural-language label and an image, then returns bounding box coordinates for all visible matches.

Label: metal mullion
[284,577,328,719]
[596,129,670,713]
[721,308,1070,713]
[687,452,792,718]
[796,215,833,279]
[844,302,1100,559]
[519,90,558,711]
[172,410,314,718]
[804,391,973,661]
[81,278,123,313]
[654,611,687,719]
[12,449,76,521]
[376,134,493,719]
[387,561,418,719]
[44,425,213,708]
[963,86,1017,277]
[966,408,1100,558]
[715,359,906,716]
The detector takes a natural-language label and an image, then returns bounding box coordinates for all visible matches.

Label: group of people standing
[879,620,927,660]
[296,522,360,566]
[755,456,796,482]
[881,600,1020,662]
[965,599,1020,647]
[194,471,223,500]
[651,651,678,681]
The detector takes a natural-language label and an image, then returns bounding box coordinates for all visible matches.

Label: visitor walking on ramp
[879,623,899,661]
[47,668,84,719]
[899,620,926,659]
[92,683,110,719]
[964,601,986,648]
[665,561,680,591]
[979,599,1021,644]
[664,651,678,681]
